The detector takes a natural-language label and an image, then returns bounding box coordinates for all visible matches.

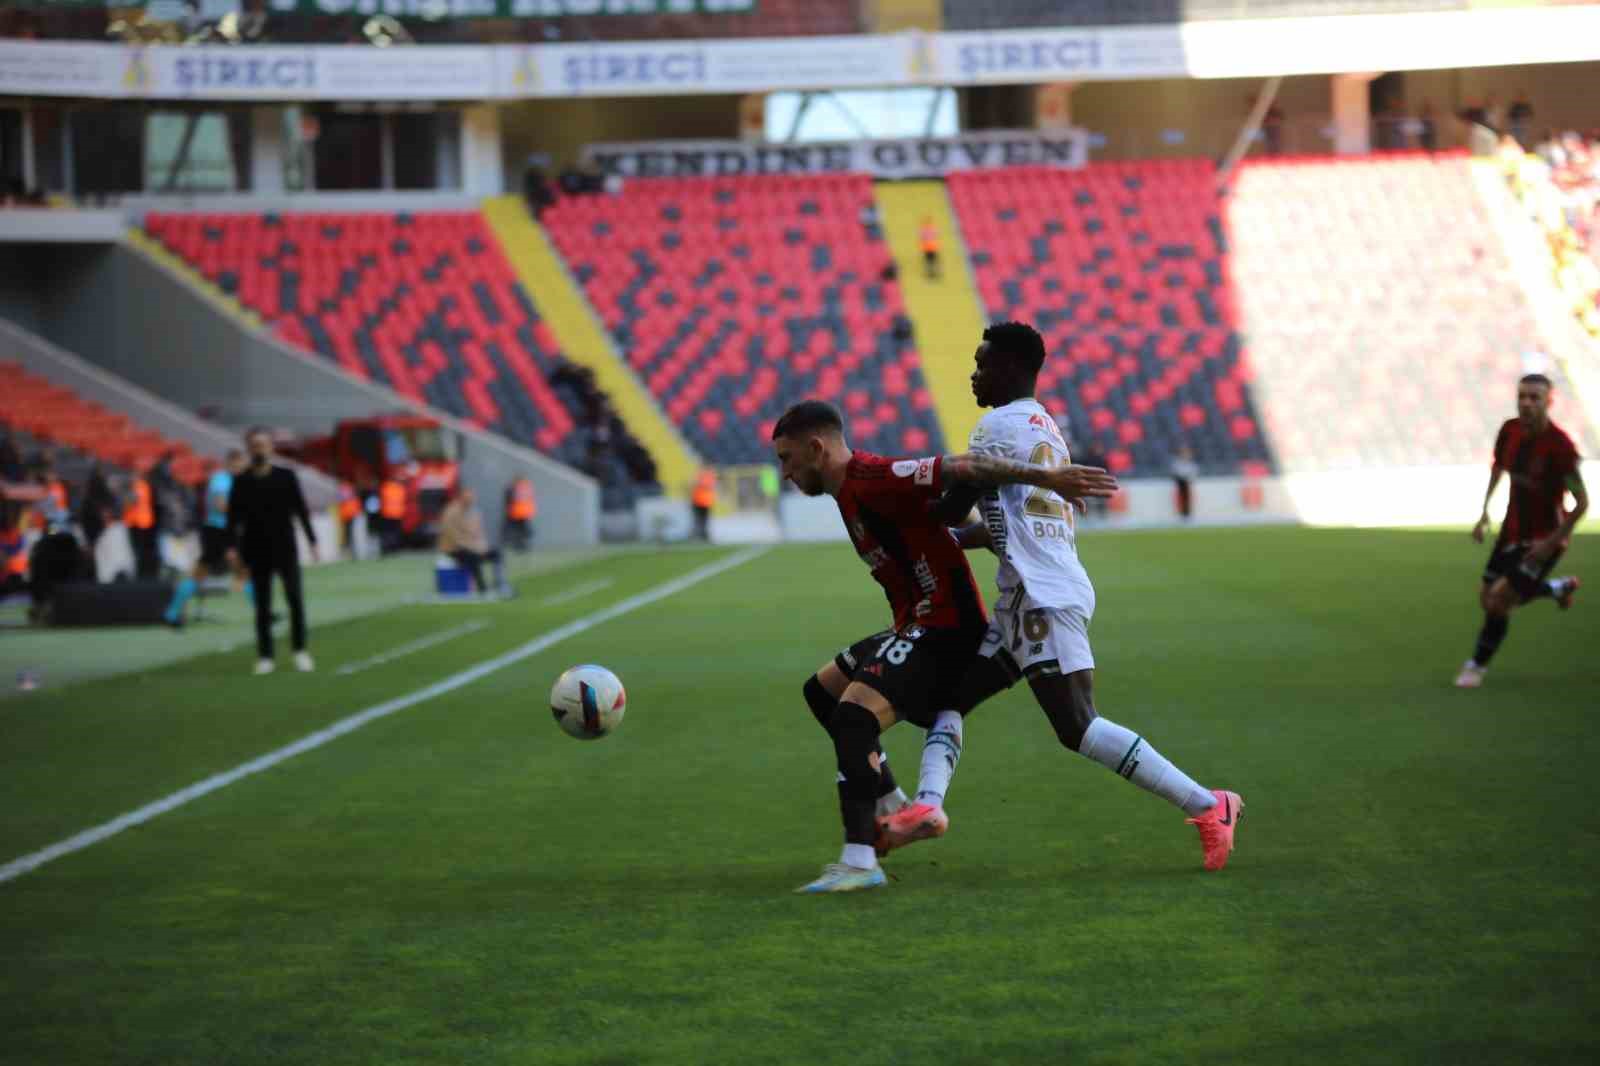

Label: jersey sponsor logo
[891,459,920,478]
[1028,413,1064,443]
[860,662,884,677]
[859,546,889,571]
[915,458,935,485]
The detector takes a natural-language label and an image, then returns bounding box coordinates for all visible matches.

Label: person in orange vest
[504,476,537,553]
[377,477,406,554]
[919,215,942,280]
[124,466,159,579]
[31,461,68,531]
[337,481,361,557]
[0,519,27,599]
[691,467,717,541]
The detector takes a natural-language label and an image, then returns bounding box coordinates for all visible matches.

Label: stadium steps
[481,195,700,497]
[874,180,989,451]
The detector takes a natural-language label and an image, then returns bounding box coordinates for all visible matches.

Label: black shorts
[1483,542,1563,599]
[199,526,233,570]
[834,624,985,729]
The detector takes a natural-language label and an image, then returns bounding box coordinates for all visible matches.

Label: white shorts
[979,585,1096,681]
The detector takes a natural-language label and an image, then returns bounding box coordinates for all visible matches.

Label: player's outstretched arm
[942,452,1119,500]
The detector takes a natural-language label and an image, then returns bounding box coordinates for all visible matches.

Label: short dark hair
[983,320,1046,375]
[244,425,271,442]
[772,400,844,441]
[1519,373,1553,389]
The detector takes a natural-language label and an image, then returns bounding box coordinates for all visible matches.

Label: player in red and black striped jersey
[772,399,1118,893]
[1456,374,1589,688]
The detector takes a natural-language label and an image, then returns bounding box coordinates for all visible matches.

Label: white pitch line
[0,546,770,887]
[334,620,492,676]
[537,577,615,607]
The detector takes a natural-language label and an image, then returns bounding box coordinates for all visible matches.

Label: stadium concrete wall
[0,241,601,546]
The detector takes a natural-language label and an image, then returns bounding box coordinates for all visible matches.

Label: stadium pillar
[460,105,503,197]
[1330,72,1381,155]
[249,107,286,194]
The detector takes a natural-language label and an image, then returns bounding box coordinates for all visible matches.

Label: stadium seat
[542,175,946,462]
[144,210,658,495]
[1228,150,1598,470]
[0,361,209,484]
[950,160,1272,475]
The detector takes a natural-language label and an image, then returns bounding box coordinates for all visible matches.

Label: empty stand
[1230,150,1596,471]
[542,175,945,463]
[951,160,1272,475]
[0,360,208,483]
[143,210,659,493]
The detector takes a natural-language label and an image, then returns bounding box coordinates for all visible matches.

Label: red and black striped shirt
[1493,418,1580,545]
[835,452,988,634]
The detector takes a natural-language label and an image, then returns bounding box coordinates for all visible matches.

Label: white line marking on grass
[0,546,770,887]
[537,577,614,607]
[334,620,491,676]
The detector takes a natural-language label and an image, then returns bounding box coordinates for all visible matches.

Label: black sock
[806,676,896,799]
[1473,613,1509,666]
[831,702,882,847]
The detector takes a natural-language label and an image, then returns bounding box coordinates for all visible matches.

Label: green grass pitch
[1,528,1596,1065]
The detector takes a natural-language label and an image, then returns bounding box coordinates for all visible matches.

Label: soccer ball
[550,664,626,740]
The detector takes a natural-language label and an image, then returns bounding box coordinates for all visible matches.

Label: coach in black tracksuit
[228,428,318,673]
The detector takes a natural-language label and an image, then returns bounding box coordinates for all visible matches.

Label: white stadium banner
[140,45,495,100]
[0,7,1598,101]
[928,26,1188,83]
[501,34,912,97]
[0,40,126,98]
[580,129,1090,180]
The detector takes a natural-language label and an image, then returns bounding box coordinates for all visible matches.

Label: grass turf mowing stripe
[333,619,491,676]
[538,576,616,606]
[0,545,768,887]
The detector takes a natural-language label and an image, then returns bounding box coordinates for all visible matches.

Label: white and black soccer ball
[550,664,626,740]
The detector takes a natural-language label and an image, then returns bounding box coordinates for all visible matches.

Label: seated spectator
[438,487,507,597]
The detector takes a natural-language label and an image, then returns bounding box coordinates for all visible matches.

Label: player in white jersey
[878,321,1245,871]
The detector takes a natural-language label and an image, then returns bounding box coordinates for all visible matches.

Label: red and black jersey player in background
[770,399,1119,893]
[1456,374,1588,688]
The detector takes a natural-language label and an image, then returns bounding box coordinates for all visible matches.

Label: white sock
[915,710,964,807]
[1548,578,1568,597]
[1077,718,1216,817]
[876,786,910,817]
[841,843,878,870]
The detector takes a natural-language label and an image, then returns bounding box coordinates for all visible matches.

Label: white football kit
[969,398,1096,679]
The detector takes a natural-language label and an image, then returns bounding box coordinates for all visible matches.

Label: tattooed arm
[941,452,1119,500]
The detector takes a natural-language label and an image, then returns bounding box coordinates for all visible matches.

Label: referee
[228,427,319,675]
